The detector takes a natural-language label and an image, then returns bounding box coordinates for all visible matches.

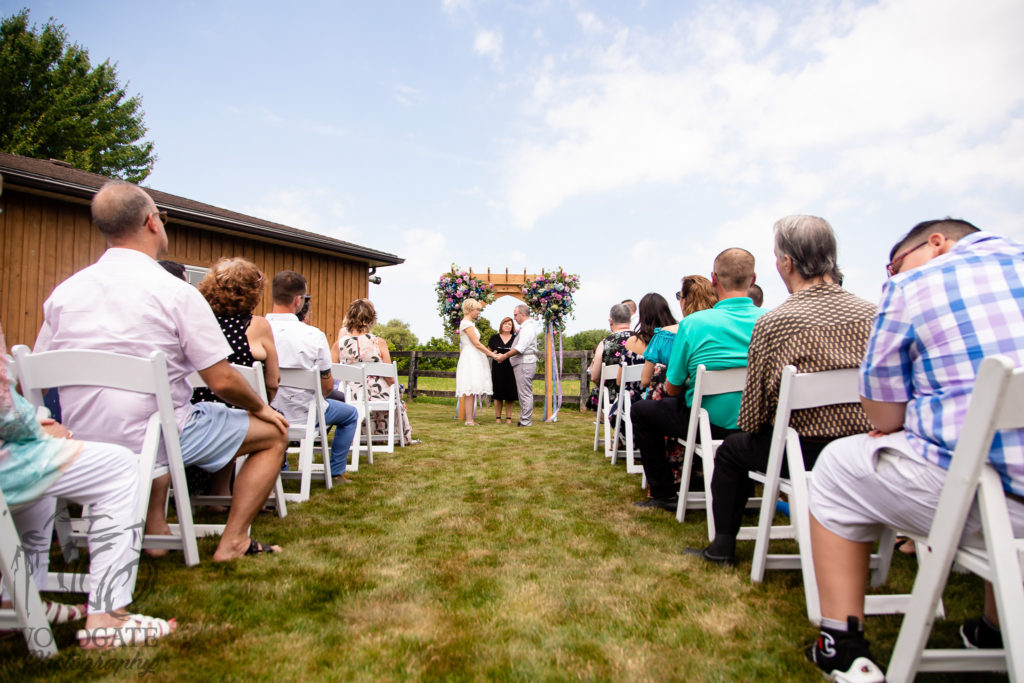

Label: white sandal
[44,600,88,624]
[77,613,176,649]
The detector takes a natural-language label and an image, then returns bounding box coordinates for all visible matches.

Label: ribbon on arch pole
[543,322,564,423]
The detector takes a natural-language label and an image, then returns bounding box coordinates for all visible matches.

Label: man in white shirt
[36,181,289,561]
[496,304,540,426]
[267,271,359,481]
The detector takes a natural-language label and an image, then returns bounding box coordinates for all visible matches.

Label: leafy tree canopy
[0,9,155,182]
[371,318,419,351]
[474,315,497,345]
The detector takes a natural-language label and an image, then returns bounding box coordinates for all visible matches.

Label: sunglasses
[886,241,928,277]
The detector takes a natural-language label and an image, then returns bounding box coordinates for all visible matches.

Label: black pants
[710,430,832,538]
[631,397,732,499]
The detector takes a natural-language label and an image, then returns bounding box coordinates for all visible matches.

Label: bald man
[36,181,289,562]
[631,248,765,511]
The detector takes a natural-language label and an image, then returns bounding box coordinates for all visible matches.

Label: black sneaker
[682,545,736,567]
[806,618,885,682]
[960,616,1003,649]
[633,496,678,512]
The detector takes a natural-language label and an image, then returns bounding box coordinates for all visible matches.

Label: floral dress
[600,329,644,407]
[338,333,413,443]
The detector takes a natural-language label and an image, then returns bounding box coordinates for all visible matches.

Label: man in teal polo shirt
[632,248,765,511]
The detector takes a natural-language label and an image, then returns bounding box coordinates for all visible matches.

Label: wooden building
[0,152,403,349]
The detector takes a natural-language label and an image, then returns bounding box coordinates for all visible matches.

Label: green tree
[419,336,457,372]
[565,329,607,351]
[371,318,419,351]
[0,9,155,182]
[474,315,497,346]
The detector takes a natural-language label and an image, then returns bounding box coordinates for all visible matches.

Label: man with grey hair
[588,303,638,410]
[496,304,541,426]
[686,215,875,565]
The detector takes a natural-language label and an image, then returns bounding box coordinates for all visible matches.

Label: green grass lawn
[1,402,999,681]
[406,375,582,400]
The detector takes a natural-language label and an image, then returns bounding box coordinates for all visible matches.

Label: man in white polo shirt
[267,271,359,481]
[36,181,289,561]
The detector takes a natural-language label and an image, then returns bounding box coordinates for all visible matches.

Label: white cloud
[503,0,1024,228]
[393,83,423,107]
[244,189,359,243]
[473,28,503,62]
[577,11,604,34]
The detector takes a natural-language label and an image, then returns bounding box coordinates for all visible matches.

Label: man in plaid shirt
[806,219,1024,682]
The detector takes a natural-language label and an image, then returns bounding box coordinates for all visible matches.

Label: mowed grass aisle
[2,402,997,681]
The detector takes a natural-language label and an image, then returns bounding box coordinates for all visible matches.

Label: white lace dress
[455,319,493,396]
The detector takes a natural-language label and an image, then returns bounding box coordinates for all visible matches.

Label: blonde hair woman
[455,298,497,425]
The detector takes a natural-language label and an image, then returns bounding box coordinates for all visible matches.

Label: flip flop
[78,613,176,650]
[244,539,281,556]
[44,600,88,624]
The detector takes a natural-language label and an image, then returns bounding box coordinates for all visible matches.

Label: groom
[496,304,541,426]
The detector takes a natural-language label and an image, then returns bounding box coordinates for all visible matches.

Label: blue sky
[8,0,1024,342]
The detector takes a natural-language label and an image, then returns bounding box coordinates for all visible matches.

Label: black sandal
[244,539,281,556]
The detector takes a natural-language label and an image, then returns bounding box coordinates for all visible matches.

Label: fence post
[408,350,418,398]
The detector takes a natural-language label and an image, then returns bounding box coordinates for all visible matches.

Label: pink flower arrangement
[521,268,580,333]
[435,264,495,332]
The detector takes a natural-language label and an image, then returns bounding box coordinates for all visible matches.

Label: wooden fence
[392,350,595,409]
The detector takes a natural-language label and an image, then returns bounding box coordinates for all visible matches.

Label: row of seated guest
[624,214,1024,681]
[6,181,292,650]
[0,179,409,653]
[333,298,413,443]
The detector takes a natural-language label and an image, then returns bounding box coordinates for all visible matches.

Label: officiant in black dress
[488,317,519,423]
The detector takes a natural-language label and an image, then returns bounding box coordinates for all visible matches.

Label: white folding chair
[887,355,1024,682]
[610,363,645,480]
[276,367,332,504]
[592,363,619,459]
[331,362,373,472]
[0,482,57,658]
[359,361,406,455]
[748,365,909,624]
[12,345,203,573]
[186,362,286,518]
[675,365,748,528]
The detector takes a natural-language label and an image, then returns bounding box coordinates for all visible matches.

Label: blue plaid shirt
[861,231,1024,497]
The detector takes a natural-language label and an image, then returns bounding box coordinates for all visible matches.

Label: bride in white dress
[455,298,497,425]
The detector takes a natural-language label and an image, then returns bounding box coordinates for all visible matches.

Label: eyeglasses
[675,291,684,301]
[147,211,167,225]
[886,241,928,277]
[302,295,311,303]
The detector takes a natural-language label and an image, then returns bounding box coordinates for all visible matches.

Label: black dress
[191,313,256,407]
[488,333,519,402]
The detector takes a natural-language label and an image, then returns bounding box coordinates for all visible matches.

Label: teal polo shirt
[665,297,765,429]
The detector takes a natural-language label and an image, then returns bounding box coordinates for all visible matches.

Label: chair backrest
[620,362,644,385]
[188,362,267,401]
[12,345,175,425]
[683,365,748,447]
[361,361,398,381]
[599,363,618,386]
[331,362,367,386]
[278,367,322,392]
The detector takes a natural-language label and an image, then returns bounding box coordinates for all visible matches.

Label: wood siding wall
[0,187,369,350]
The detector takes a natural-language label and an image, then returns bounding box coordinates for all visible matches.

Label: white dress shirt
[513,317,541,362]
[34,248,231,453]
[266,313,332,424]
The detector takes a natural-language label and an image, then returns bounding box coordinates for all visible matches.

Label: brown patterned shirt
[738,283,876,438]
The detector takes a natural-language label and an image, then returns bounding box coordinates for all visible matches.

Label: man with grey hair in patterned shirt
[685,215,875,568]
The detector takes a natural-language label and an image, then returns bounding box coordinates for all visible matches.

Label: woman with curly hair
[190,258,280,500]
[334,298,413,442]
